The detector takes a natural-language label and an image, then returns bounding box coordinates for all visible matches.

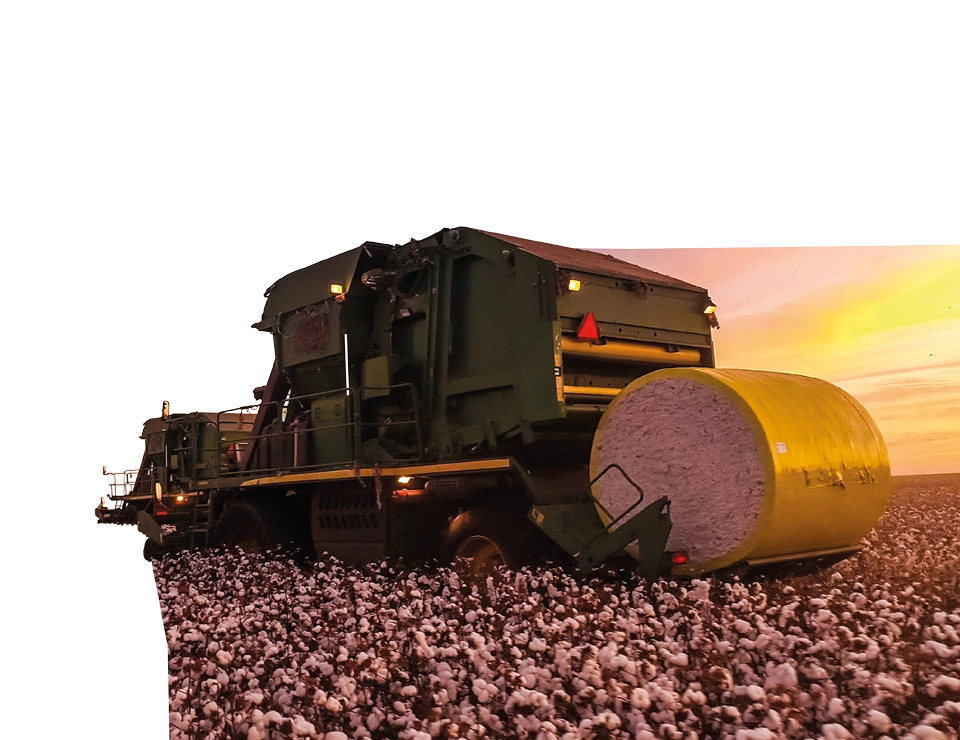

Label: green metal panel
[528,496,672,579]
[276,300,338,368]
[361,354,403,401]
[404,230,568,459]
[253,244,391,332]
[310,393,353,466]
[557,275,712,346]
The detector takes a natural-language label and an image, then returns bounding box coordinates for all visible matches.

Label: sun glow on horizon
[614,246,960,475]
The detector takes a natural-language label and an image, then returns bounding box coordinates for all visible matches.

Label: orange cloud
[613,246,960,475]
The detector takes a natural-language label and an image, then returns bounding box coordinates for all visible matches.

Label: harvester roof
[479,229,707,292]
[253,227,708,333]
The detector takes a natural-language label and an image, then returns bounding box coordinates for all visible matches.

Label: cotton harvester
[97,228,891,579]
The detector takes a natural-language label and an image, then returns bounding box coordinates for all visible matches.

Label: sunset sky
[616,246,960,476]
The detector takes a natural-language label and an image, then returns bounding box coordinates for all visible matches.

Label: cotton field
[156,474,960,740]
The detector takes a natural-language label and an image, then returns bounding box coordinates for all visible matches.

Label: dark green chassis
[113,478,673,580]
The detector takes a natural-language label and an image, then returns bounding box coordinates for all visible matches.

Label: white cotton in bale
[590,368,891,573]
[591,375,764,563]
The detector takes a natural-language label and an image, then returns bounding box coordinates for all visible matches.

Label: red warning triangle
[576,312,600,342]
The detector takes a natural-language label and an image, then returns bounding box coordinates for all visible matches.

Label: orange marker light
[670,551,689,565]
[330,284,344,295]
[576,312,601,342]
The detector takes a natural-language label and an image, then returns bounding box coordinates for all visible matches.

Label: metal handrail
[106,381,426,507]
[204,382,424,478]
[102,468,143,500]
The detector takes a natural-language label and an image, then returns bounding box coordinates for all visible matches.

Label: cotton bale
[590,368,891,575]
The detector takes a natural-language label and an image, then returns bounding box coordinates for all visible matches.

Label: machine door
[310,392,354,466]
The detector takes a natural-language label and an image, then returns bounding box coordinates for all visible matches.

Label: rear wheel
[445,509,537,581]
[455,534,509,580]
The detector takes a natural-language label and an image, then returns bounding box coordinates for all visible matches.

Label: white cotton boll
[217,650,234,665]
[324,733,349,740]
[247,727,263,740]
[745,685,765,702]
[762,709,782,731]
[826,698,845,719]
[290,716,316,736]
[595,711,621,730]
[529,637,547,652]
[905,726,947,740]
[686,580,711,602]
[867,710,892,733]
[734,619,753,634]
[401,685,418,697]
[734,729,776,740]
[763,662,798,690]
[630,688,651,710]
[245,691,264,704]
[472,678,495,703]
[821,724,853,740]
[928,675,960,696]
[171,689,188,710]
[722,705,740,721]
[681,688,706,706]
[801,663,829,680]
[667,653,689,667]
[325,697,343,712]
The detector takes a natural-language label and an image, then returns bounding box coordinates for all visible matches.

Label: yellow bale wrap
[590,368,891,576]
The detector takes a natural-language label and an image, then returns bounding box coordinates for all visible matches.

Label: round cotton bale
[590,368,891,575]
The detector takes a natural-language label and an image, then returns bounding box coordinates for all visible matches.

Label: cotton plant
[156,479,960,739]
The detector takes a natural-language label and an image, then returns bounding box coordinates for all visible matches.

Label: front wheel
[212,498,305,556]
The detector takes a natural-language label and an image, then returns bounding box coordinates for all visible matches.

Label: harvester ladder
[189,495,211,548]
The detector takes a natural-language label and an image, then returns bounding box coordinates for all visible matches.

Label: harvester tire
[212,499,300,556]
[444,509,542,580]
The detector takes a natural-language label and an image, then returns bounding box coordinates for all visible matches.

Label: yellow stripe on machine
[240,458,513,487]
[563,385,622,398]
[561,336,701,365]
